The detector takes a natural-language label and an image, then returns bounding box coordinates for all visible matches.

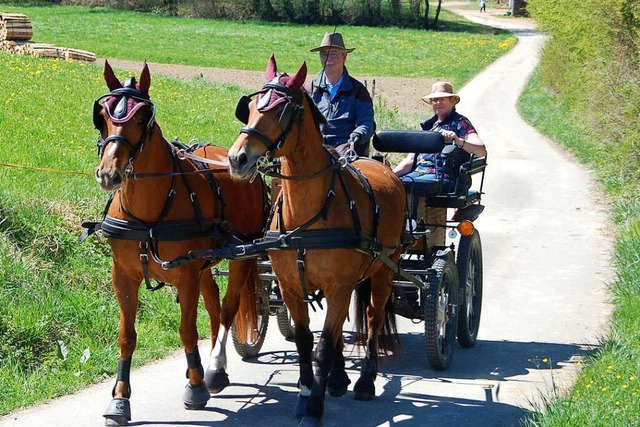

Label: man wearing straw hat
[309,32,374,157]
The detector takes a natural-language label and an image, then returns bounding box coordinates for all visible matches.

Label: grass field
[0,3,517,415]
[0,3,515,85]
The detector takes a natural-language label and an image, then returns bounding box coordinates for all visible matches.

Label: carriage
[88,59,485,426]
[208,128,487,371]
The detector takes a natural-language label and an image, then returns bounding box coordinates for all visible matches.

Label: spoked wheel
[456,230,483,348]
[424,256,459,371]
[231,282,270,358]
[276,305,295,340]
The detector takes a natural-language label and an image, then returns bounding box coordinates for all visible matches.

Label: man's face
[319,48,347,73]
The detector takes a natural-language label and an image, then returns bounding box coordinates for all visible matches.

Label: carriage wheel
[276,305,296,340]
[231,282,270,359]
[424,256,459,371]
[456,230,483,348]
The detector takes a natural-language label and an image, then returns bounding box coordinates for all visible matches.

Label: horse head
[228,54,313,181]
[94,60,156,191]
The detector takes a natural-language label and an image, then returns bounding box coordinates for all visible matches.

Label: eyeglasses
[320,51,343,59]
[430,97,451,104]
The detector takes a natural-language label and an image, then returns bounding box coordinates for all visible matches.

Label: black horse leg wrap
[185,347,204,378]
[116,359,132,384]
[111,359,132,398]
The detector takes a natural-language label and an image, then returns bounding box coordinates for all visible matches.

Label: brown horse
[228,55,406,426]
[93,61,267,426]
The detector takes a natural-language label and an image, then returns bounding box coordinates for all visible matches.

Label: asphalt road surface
[0,7,613,427]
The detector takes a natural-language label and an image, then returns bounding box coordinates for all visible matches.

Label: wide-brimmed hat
[421,81,460,105]
[309,32,355,53]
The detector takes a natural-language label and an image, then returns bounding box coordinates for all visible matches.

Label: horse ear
[266,54,277,81]
[287,62,307,90]
[103,60,122,91]
[139,61,151,97]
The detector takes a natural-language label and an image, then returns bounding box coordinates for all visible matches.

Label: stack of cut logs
[0,12,96,62]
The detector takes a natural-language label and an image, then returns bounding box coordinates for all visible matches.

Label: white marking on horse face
[208,325,228,371]
[106,143,118,159]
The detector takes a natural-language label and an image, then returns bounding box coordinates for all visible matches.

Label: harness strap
[335,167,361,233]
[140,241,166,291]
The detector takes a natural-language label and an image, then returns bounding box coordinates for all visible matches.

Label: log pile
[0,13,32,41]
[0,12,95,62]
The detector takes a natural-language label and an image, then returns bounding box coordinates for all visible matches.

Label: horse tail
[354,278,400,355]
[233,259,261,344]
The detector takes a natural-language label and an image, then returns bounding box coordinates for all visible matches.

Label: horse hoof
[327,369,351,398]
[353,377,375,401]
[205,368,230,394]
[182,382,210,410]
[298,415,323,427]
[103,397,131,426]
[294,395,309,419]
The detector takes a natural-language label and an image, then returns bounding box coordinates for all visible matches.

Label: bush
[528,0,640,185]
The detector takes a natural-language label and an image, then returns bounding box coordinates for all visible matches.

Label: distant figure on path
[480,0,487,12]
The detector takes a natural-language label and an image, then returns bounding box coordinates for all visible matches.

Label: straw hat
[309,32,355,53]
[421,81,460,105]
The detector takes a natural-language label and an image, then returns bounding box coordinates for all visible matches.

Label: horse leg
[353,274,394,401]
[299,293,351,427]
[277,290,314,419]
[204,259,255,393]
[177,273,210,410]
[199,269,228,394]
[327,335,350,397]
[103,266,140,426]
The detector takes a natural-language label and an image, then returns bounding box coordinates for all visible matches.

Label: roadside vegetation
[518,0,640,425]
[0,3,514,415]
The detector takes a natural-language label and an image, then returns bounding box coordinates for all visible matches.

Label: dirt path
[0,6,614,427]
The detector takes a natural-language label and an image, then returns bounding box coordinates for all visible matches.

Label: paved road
[0,8,613,427]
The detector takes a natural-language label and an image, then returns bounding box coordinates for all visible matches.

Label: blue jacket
[310,67,374,156]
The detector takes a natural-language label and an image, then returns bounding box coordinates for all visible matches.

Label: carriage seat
[372,130,486,208]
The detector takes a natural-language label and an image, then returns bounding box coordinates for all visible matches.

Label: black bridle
[93,80,156,162]
[235,79,304,157]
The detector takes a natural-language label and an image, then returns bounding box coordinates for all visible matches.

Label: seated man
[393,82,486,248]
[308,32,375,157]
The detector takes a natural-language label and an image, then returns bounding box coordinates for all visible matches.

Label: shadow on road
[124,333,592,426]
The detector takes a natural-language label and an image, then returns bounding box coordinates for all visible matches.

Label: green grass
[0,2,519,416]
[0,3,515,86]
[518,71,640,426]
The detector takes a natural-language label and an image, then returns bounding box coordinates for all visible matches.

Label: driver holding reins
[308,32,375,157]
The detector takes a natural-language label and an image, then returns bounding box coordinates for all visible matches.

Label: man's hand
[348,133,362,146]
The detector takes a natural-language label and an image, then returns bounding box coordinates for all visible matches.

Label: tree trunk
[433,0,442,28]
[423,0,430,29]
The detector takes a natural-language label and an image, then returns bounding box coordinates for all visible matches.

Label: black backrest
[372,130,445,153]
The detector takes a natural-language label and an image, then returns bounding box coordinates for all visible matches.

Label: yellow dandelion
[607,365,614,370]
[542,358,548,363]
[622,384,628,389]
[630,376,636,381]
[615,401,621,406]
[616,374,622,379]
[601,387,608,392]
